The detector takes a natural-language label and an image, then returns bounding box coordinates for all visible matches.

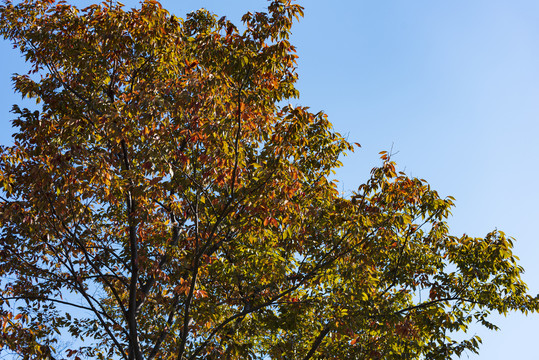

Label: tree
[0,0,536,359]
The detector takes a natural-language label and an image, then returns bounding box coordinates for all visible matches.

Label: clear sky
[1,1,538,358]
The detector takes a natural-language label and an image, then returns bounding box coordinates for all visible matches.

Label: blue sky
[1,0,538,358]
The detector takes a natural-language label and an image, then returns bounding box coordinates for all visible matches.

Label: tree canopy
[0,0,537,359]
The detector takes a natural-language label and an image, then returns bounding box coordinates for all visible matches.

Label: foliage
[0,1,537,359]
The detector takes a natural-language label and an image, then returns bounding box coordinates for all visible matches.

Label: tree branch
[302,324,331,360]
